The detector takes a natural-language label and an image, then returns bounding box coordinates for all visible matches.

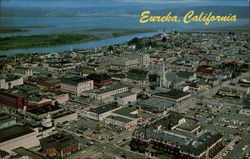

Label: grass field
[0,34,100,50]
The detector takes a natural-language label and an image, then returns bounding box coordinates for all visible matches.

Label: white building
[85,103,121,121]
[89,84,129,101]
[105,115,136,129]
[103,56,139,69]
[122,52,150,67]
[52,111,78,125]
[111,91,137,105]
[0,76,23,89]
[105,107,141,128]
[61,77,94,96]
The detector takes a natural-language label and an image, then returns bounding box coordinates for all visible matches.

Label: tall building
[61,77,94,96]
[122,52,150,67]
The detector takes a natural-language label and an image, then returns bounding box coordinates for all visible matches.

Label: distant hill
[1,6,248,19]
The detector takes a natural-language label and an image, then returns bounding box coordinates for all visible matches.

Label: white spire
[160,60,166,88]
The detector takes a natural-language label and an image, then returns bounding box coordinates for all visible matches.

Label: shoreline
[0,27,249,56]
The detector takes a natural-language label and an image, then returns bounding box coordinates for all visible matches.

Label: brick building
[0,91,28,109]
[40,134,80,157]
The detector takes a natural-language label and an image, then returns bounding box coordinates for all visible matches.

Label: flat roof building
[40,133,80,157]
[0,125,40,153]
[61,77,93,96]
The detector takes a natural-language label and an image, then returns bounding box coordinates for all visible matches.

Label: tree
[162,37,167,43]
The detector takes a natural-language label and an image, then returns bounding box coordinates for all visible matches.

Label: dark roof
[181,132,223,155]
[13,147,49,159]
[132,111,223,156]
[0,149,9,158]
[0,125,34,143]
[177,71,195,78]
[89,103,119,115]
[61,77,91,86]
[87,73,111,81]
[28,105,62,115]
[40,134,79,150]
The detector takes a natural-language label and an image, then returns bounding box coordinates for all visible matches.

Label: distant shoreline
[0,29,155,51]
[0,28,28,33]
[0,27,248,56]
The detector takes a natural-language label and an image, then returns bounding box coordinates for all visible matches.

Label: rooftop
[13,147,49,159]
[176,71,195,78]
[90,84,128,95]
[0,125,34,143]
[106,115,133,123]
[89,103,120,115]
[61,77,92,86]
[28,105,62,115]
[137,97,175,111]
[0,113,15,125]
[40,133,79,150]
[155,90,191,100]
[113,107,139,119]
[133,111,223,156]
[113,91,136,98]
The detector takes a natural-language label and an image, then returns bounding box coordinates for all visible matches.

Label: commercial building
[40,133,80,157]
[12,147,49,159]
[52,111,78,125]
[0,113,16,130]
[105,107,141,128]
[0,90,29,110]
[105,115,135,129]
[87,73,112,88]
[131,111,223,159]
[103,56,139,69]
[86,103,120,121]
[196,65,217,75]
[127,69,149,85]
[0,75,23,90]
[89,84,129,101]
[61,77,94,96]
[0,125,40,153]
[154,90,191,103]
[111,91,137,105]
[14,68,33,78]
[136,97,175,113]
[176,71,197,81]
[122,52,150,67]
[80,65,107,76]
[217,84,250,99]
[45,90,69,104]
[27,104,63,119]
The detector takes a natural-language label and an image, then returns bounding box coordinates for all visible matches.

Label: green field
[0,34,100,50]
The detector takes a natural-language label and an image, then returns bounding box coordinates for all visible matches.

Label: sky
[0,0,248,8]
